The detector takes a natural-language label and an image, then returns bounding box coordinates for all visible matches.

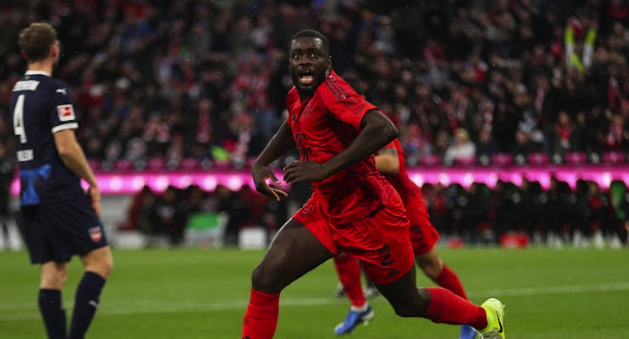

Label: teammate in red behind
[241,29,506,339]
[332,138,476,339]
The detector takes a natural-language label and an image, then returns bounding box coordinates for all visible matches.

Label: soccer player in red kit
[241,29,506,339]
[332,138,476,339]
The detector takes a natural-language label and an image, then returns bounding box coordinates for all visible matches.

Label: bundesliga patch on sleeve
[57,104,75,121]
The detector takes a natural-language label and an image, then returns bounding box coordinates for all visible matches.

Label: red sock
[241,289,280,339]
[432,264,468,299]
[334,255,367,307]
[424,287,487,330]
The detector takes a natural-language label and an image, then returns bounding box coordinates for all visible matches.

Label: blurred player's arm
[323,109,398,176]
[375,147,400,174]
[54,129,101,214]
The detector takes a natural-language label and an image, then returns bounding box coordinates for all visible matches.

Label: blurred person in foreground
[10,22,113,339]
[332,138,477,339]
[240,29,505,339]
[0,140,17,250]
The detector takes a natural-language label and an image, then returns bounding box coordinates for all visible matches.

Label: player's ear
[50,41,60,58]
[327,55,332,69]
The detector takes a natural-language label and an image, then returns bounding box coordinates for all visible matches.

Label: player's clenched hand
[252,162,288,201]
[87,185,102,216]
[283,161,330,184]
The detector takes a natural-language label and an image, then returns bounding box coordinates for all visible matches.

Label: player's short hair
[18,22,58,62]
[290,29,330,57]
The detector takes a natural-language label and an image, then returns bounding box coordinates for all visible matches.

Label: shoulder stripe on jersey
[324,80,350,102]
[51,123,78,133]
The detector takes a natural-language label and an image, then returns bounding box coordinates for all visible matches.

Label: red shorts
[293,197,414,285]
[406,196,440,255]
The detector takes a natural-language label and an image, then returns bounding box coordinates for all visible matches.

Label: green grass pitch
[1,248,628,338]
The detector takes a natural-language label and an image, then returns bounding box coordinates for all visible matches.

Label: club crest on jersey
[57,104,75,121]
[89,227,102,242]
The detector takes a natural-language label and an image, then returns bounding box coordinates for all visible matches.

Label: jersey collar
[25,70,51,77]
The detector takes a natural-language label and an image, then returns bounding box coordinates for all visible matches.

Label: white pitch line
[1,282,628,321]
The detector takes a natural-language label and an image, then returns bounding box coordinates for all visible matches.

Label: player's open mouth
[299,70,314,85]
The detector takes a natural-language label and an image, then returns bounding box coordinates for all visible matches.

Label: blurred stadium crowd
[1,0,629,247]
[120,176,629,248]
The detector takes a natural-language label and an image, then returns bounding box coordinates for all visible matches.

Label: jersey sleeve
[50,82,78,133]
[318,75,377,129]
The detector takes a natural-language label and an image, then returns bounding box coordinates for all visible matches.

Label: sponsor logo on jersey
[89,227,102,242]
[57,104,75,121]
[56,88,67,95]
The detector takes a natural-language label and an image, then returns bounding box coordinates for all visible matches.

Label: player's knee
[391,301,423,318]
[390,290,430,318]
[40,268,67,289]
[251,263,282,294]
[86,255,113,279]
[415,256,442,280]
[99,256,114,278]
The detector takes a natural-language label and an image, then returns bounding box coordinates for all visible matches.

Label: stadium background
[1,1,629,339]
[2,0,629,249]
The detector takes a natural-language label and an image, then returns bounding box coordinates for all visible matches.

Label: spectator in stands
[152,186,188,247]
[475,129,500,159]
[552,111,577,155]
[444,128,476,164]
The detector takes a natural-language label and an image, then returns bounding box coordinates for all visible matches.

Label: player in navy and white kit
[10,22,113,339]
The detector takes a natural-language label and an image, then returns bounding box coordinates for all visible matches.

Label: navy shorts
[22,196,108,264]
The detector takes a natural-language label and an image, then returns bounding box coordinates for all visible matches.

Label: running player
[240,29,505,339]
[332,138,476,339]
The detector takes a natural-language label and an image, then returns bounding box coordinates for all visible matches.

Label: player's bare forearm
[60,146,98,187]
[54,130,98,188]
[323,110,398,176]
[254,120,297,166]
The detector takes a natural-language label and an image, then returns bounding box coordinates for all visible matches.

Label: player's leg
[21,205,69,339]
[409,200,477,338]
[411,212,476,338]
[410,217,469,298]
[361,265,380,298]
[242,217,334,339]
[356,206,505,338]
[39,261,69,339]
[415,249,479,339]
[371,262,505,338]
[68,246,114,339]
[38,197,112,339]
[416,248,468,299]
[334,254,367,308]
[332,254,373,335]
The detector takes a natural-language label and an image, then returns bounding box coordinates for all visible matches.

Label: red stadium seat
[602,151,626,164]
[113,159,133,172]
[88,160,100,171]
[455,157,477,166]
[146,157,166,171]
[420,154,442,167]
[180,158,200,171]
[491,153,513,166]
[564,152,587,165]
[527,153,549,165]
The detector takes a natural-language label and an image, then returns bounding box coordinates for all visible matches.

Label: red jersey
[380,139,428,211]
[286,70,398,224]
